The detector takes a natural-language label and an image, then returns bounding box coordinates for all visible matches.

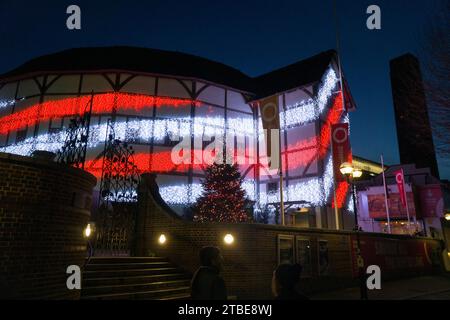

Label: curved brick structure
[0,152,96,299]
[136,173,444,299]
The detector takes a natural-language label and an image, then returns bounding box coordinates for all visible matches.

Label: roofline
[0,68,257,96]
[353,155,385,167]
[248,79,319,103]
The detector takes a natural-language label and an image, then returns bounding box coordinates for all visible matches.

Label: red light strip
[332,181,350,209]
[0,93,201,135]
[318,94,343,158]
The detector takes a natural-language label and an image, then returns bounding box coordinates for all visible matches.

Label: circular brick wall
[0,152,96,299]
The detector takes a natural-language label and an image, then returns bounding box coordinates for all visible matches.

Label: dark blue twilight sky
[0,0,447,179]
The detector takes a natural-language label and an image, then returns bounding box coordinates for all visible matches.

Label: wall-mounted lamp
[223,234,234,245]
[158,234,167,245]
[296,207,309,213]
[84,223,93,238]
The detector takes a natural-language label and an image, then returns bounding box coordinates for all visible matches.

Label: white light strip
[323,153,334,202]
[316,67,339,114]
[0,99,16,109]
[281,99,316,128]
[276,66,339,130]
[0,115,255,155]
[159,180,256,205]
[259,177,325,207]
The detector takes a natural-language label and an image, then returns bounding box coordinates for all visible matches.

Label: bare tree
[420,0,450,159]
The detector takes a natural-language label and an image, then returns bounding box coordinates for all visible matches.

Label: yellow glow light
[84,224,92,238]
[445,213,450,221]
[352,168,363,178]
[158,234,167,245]
[224,234,234,245]
[340,162,353,176]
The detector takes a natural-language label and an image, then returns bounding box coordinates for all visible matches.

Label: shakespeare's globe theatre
[0,47,356,227]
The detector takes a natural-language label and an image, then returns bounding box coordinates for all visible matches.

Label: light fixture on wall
[296,207,309,213]
[158,234,167,245]
[83,223,94,238]
[223,234,234,245]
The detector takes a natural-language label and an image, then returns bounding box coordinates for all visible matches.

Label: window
[277,235,295,265]
[267,182,278,193]
[296,237,312,278]
[15,127,28,143]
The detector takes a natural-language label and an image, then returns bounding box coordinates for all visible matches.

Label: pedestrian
[191,246,227,300]
[272,263,309,300]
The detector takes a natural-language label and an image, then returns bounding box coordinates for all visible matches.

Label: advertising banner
[331,123,352,182]
[258,95,280,170]
[418,184,444,218]
[368,191,416,219]
[349,235,440,277]
[394,169,407,208]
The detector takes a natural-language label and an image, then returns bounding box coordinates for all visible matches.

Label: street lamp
[339,162,368,300]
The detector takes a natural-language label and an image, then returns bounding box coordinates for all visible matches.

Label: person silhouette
[190,246,227,300]
[271,263,309,300]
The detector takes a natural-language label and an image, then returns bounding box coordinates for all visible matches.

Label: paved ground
[311,275,450,300]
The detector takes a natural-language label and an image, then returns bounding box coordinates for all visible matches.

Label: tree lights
[193,163,248,223]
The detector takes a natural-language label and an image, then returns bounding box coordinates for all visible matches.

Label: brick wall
[0,152,96,299]
[136,173,443,299]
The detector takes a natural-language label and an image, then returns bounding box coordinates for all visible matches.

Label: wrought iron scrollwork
[94,119,140,256]
[56,93,94,169]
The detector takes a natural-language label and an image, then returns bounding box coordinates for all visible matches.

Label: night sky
[0,0,447,179]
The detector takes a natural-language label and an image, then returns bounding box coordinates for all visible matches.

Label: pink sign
[418,184,444,218]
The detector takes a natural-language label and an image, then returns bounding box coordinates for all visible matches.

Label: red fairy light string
[0,92,201,135]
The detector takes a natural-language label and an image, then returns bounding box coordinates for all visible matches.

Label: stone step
[81,256,192,300]
[85,261,171,271]
[83,273,189,287]
[158,293,191,300]
[83,279,191,296]
[87,256,168,264]
[83,267,180,279]
[82,286,191,300]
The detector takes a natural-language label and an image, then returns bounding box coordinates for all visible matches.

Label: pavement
[310,275,450,300]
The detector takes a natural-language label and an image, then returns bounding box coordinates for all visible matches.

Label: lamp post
[339,162,368,300]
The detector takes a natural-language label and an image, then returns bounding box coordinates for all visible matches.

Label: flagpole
[332,0,345,230]
[333,0,345,110]
[280,171,285,226]
[330,135,340,230]
[402,169,412,234]
[279,125,285,226]
[380,154,391,234]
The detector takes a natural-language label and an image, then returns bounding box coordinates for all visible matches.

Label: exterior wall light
[84,223,92,238]
[224,234,234,245]
[340,162,363,178]
[339,162,354,176]
[158,234,167,245]
[445,213,450,221]
[352,168,363,178]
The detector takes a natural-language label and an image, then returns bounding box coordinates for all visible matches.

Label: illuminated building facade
[0,47,356,227]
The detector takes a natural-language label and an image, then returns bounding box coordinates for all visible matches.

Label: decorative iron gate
[55,93,93,168]
[94,120,140,256]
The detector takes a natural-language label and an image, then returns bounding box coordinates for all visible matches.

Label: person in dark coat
[272,263,309,300]
[191,246,227,300]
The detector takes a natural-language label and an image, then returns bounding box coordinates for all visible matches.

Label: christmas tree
[193,163,248,223]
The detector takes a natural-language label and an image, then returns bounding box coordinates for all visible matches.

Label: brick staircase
[81,256,191,300]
